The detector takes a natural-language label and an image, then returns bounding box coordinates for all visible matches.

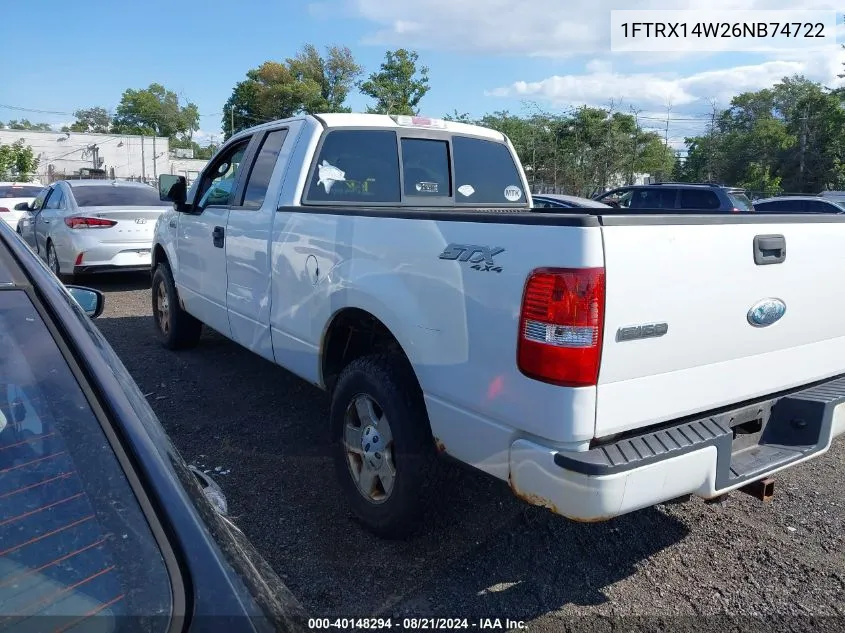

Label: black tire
[151,262,203,350]
[46,240,73,283]
[331,353,442,539]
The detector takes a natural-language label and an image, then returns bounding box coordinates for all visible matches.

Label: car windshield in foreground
[728,192,753,212]
[71,186,170,207]
[0,186,42,199]
[0,288,173,631]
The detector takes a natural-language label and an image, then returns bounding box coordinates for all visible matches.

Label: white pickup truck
[151,113,845,537]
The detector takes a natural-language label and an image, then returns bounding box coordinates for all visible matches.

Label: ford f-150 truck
[150,113,845,538]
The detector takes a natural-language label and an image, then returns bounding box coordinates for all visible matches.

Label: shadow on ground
[96,314,690,620]
[78,271,151,293]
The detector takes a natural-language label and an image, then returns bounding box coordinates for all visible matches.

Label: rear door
[225,124,296,361]
[177,135,256,339]
[596,215,845,438]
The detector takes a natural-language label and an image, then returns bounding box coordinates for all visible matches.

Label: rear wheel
[151,262,202,350]
[46,241,73,283]
[331,354,442,539]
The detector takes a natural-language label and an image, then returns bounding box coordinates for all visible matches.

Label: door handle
[42,219,50,224]
[753,234,786,265]
[212,226,225,248]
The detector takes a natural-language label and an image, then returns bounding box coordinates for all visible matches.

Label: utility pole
[663,100,672,150]
[230,106,234,137]
[629,106,641,185]
[602,99,617,191]
[152,135,157,180]
[799,105,809,190]
[706,98,718,183]
[141,135,146,182]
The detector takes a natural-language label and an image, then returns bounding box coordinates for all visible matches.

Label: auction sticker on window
[416,181,439,193]
[504,185,522,202]
[458,184,475,197]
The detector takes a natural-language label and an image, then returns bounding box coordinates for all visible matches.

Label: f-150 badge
[439,244,505,273]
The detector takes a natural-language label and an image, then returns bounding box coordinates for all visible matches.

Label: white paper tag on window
[458,184,475,197]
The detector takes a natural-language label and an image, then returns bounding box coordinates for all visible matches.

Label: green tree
[112,83,199,141]
[64,107,112,133]
[7,119,51,131]
[0,140,39,179]
[222,45,363,139]
[359,49,430,115]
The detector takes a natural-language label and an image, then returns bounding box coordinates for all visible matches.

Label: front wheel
[151,262,202,350]
[331,354,442,539]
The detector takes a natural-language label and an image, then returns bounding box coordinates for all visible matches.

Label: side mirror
[159,174,187,206]
[13,202,30,211]
[67,285,105,319]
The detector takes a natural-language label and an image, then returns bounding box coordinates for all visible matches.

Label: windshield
[0,288,173,631]
[0,186,42,199]
[71,186,170,207]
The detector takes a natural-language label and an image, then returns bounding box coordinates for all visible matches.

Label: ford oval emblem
[747,298,786,328]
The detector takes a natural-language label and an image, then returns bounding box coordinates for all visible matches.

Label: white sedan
[0,182,44,231]
[18,180,171,280]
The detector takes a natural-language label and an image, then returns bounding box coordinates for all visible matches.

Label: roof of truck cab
[313,113,507,142]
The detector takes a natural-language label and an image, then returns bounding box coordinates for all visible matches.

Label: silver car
[18,180,170,280]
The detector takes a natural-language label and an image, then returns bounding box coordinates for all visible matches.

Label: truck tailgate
[596,217,845,438]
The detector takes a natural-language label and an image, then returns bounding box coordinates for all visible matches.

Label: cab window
[306,130,400,204]
[196,139,250,210]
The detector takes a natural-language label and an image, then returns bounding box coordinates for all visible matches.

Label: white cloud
[488,51,845,109]
[348,0,842,58]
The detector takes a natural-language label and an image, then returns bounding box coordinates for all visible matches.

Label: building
[0,128,208,185]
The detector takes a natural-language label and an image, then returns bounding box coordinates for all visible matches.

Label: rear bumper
[509,375,845,521]
[68,236,152,273]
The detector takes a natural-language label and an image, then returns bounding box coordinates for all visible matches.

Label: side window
[758,200,793,213]
[44,188,64,210]
[629,188,676,209]
[31,189,48,212]
[306,130,400,203]
[240,129,288,209]
[805,200,837,213]
[0,290,173,630]
[196,139,250,210]
[401,138,451,198]
[679,189,721,210]
[452,136,524,204]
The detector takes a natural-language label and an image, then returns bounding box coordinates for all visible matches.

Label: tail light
[64,217,117,229]
[517,267,605,387]
[0,207,9,213]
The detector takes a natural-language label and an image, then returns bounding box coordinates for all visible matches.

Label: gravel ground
[90,273,845,631]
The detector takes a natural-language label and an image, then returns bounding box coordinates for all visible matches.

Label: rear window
[306,130,401,203]
[401,138,451,198]
[728,192,753,212]
[0,289,173,630]
[0,186,42,199]
[453,136,525,204]
[71,186,170,208]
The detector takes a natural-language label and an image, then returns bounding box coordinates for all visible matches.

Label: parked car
[532,193,612,209]
[0,219,307,631]
[152,112,845,539]
[0,182,45,231]
[595,183,755,213]
[17,179,170,281]
[752,196,845,214]
[818,190,845,205]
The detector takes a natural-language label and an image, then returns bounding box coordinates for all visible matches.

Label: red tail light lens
[64,217,117,229]
[517,267,605,387]
[0,207,9,213]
